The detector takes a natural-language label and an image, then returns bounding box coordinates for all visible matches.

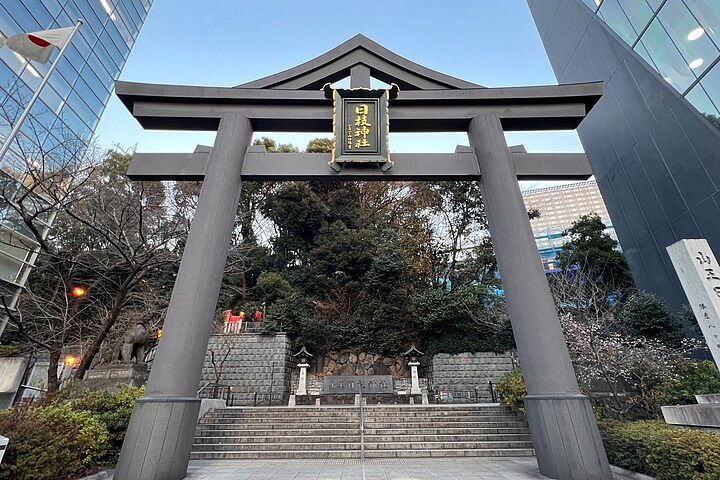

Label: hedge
[0,403,109,480]
[600,421,720,480]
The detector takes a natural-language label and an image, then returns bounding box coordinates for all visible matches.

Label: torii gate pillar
[469,114,611,479]
[114,114,253,480]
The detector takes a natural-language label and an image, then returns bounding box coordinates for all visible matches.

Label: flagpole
[0,19,83,163]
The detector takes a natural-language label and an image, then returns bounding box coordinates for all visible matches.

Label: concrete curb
[611,465,655,480]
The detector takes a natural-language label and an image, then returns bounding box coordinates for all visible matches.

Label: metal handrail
[197,383,211,396]
[358,389,365,460]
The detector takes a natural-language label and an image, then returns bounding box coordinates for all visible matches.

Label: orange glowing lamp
[64,355,79,367]
[70,286,87,298]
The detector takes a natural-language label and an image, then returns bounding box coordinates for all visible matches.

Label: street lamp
[70,286,87,299]
[64,354,79,368]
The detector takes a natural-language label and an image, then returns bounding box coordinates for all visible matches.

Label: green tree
[620,291,684,346]
[558,214,634,294]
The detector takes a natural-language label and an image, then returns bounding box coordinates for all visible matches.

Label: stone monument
[667,239,720,365]
[664,239,720,431]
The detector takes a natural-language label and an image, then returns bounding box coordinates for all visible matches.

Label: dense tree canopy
[558,214,634,295]
[219,138,512,356]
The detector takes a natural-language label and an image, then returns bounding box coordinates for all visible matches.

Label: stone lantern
[403,344,424,395]
[293,346,313,396]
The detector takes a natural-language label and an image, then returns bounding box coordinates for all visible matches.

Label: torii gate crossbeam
[113,36,613,480]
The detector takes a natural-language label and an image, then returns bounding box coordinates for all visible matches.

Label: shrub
[495,369,527,412]
[0,403,109,480]
[661,361,720,405]
[621,291,683,346]
[600,421,720,480]
[71,385,144,463]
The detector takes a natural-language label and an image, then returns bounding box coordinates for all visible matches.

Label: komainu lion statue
[107,323,151,365]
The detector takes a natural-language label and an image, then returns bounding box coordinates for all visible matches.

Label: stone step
[194,427,361,437]
[194,435,360,444]
[194,426,530,437]
[201,416,359,424]
[363,448,535,458]
[192,442,361,452]
[190,450,361,459]
[363,415,518,422]
[189,448,535,460]
[362,434,532,443]
[362,421,527,429]
[196,422,359,430]
[191,405,532,461]
[362,441,534,450]
[204,411,509,419]
[194,433,531,444]
[201,415,517,424]
[206,407,510,414]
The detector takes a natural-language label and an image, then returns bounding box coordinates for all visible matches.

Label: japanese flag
[0,27,75,63]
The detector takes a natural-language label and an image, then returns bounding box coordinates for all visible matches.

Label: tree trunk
[47,349,61,394]
[74,285,129,380]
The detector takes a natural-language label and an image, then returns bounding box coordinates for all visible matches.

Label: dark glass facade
[0,0,151,303]
[582,0,720,128]
[528,0,720,310]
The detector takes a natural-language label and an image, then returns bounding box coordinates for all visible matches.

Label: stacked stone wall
[201,333,292,405]
[426,352,516,403]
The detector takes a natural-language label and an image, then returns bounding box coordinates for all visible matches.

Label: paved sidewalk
[185,458,549,479]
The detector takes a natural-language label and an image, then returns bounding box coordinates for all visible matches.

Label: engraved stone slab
[667,239,720,366]
[324,375,393,394]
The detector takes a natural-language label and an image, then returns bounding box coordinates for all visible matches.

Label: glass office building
[528,0,720,311]
[580,0,720,128]
[0,0,152,314]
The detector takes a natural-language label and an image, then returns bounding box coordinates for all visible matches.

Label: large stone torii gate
[114,35,612,480]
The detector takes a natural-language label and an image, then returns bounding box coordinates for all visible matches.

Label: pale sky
[92,0,585,190]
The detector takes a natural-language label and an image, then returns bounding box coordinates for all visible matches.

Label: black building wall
[527,0,720,310]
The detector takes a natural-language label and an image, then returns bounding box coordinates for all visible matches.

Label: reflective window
[684,0,720,46]
[617,0,654,35]
[698,62,720,124]
[587,0,720,128]
[599,0,637,44]
[638,19,696,92]
[657,0,719,77]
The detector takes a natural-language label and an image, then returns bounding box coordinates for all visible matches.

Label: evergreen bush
[660,361,720,405]
[0,403,109,480]
[495,369,527,412]
[600,421,720,480]
[71,385,145,462]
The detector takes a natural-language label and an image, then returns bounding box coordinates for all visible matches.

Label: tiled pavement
[184,458,550,479]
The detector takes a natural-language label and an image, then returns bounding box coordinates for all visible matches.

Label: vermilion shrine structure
[114,35,611,480]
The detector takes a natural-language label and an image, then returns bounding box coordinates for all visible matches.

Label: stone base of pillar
[114,397,200,480]
[288,394,296,406]
[410,388,421,395]
[525,394,612,480]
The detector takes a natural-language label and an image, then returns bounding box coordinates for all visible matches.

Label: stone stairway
[192,404,534,459]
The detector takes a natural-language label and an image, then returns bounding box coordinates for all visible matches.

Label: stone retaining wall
[426,351,516,402]
[201,333,292,405]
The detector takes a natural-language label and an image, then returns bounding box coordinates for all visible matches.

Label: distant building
[522,180,617,270]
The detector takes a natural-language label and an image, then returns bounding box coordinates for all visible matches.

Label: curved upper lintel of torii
[235,34,482,91]
[114,35,604,133]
